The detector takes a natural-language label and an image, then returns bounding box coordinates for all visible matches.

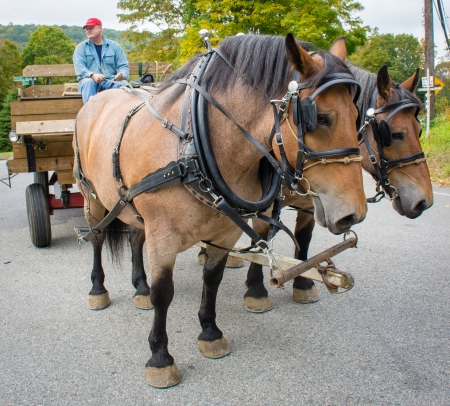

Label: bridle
[359,88,426,202]
[270,68,363,196]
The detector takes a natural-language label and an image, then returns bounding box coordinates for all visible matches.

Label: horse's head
[278,35,367,234]
[361,66,433,218]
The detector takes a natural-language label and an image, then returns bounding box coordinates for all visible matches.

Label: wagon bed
[6,62,172,247]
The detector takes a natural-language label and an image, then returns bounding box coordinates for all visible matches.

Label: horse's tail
[104,217,128,265]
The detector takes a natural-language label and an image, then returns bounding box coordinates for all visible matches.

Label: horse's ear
[285,33,318,77]
[401,68,420,92]
[377,65,392,100]
[329,36,347,62]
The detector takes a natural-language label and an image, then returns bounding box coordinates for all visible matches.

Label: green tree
[21,26,75,67]
[0,39,22,102]
[118,0,185,64]
[118,0,368,65]
[0,88,17,151]
[349,31,423,83]
[434,59,450,116]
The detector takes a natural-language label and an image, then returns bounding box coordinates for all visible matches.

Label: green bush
[421,111,450,186]
[0,88,17,151]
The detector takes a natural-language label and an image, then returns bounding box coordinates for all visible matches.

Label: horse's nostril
[335,214,358,231]
[413,199,428,215]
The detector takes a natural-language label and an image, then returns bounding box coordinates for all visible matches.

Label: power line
[434,0,450,49]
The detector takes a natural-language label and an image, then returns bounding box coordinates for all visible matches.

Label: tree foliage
[0,23,132,51]
[21,26,76,67]
[118,0,368,65]
[349,31,423,83]
[0,39,21,102]
[0,88,17,151]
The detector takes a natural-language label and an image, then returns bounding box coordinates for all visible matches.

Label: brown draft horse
[243,43,434,311]
[74,34,367,387]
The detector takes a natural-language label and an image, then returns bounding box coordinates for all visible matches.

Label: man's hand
[114,72,124,81]
[91,73,105,84]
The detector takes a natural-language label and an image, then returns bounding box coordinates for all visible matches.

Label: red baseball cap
[83,18,102,29]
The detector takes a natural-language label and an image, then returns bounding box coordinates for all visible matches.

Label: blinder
[299,97,317,134]
[290,72,361,134]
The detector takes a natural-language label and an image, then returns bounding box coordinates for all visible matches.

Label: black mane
[347,62,422,116]
[158,34,352,104]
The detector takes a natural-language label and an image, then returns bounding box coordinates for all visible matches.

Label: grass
[421,114,450,186]
[0,151,12,160]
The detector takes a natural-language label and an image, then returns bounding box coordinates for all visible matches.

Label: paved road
[1,162,449,405]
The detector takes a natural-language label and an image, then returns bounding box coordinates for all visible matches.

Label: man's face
[85,25,102,41]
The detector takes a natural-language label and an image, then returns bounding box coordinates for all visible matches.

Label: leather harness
[74,41,364,258]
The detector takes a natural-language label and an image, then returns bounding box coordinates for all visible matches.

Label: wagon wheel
[25,183,52,248]
[34,171,49,193]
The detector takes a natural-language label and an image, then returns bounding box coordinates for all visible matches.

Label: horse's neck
[207,88,273,198]
[209,88,273,169]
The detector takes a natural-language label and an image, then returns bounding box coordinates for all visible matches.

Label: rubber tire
[34,172,49,193]
[25,183,52,248]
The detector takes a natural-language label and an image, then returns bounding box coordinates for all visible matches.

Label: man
[73,17,129,104]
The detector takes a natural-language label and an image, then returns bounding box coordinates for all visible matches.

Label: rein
[359,88,426,202]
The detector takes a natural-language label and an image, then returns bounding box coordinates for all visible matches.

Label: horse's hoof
[88,292,111,310]
[133,295,153,310]
[293,286,320,303]
[244,296,273,313]
[146,364,181,388]
[198,336,231,358]
[225,256,245,269]
[198,253,245,269]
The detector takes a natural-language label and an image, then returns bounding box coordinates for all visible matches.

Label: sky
[1,0,449,59]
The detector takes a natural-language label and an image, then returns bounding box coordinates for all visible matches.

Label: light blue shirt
[73,37,129,81]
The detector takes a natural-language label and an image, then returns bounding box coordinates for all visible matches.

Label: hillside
[0,23,133,51]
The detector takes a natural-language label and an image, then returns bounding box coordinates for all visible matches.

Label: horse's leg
[86,200,110,310]
[198,247,245,268]
[145,233,181,388]
[292,211,320,303]
[129,225,152,310]
[198,245,231,358]
[243,219,273,313]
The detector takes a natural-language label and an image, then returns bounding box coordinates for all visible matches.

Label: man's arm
[73,43,95,80]
[114,43,130,79]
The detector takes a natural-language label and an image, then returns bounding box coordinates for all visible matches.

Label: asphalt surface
[1,162,449,405]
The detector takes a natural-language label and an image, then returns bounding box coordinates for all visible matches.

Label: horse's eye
[317,114,331,126]
[392,132,405,141]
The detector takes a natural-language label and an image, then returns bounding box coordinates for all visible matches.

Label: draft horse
[74,34,367,387]
[243,41,434,311]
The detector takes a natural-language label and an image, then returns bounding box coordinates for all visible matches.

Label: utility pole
[424,0,435,119]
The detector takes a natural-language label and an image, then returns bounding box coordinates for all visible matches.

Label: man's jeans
[78,78,127,104]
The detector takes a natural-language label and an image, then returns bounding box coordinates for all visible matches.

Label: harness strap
[176,78,284,176]
[77,161,192,242]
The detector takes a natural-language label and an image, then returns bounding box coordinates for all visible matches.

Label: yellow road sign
[434,76,445,95]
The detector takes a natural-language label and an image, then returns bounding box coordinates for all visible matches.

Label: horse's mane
[347,61,422,116]
[158,34,352,104]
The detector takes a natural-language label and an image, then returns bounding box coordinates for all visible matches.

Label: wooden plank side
[22,85,66,98]
[10,99,83,116]
[8,156,74,174]
[129,62,173,76]
[22,62,172,77]
[56,170,76,185]
[23,64,76,77]
[16,120,75,135]
[11,114,79,129]
[13,142,74,159]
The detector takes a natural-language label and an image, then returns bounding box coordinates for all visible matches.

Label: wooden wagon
[5,62,172,247]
